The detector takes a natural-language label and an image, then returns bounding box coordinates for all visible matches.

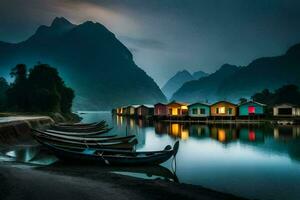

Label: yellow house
[210,101,237,117]
[167,101,188,116]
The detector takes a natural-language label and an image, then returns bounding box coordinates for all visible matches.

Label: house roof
[273,103,300,108]
[210,100,237,107]
[154,102,167,106]
[239,100,266,107]
[138,104,154,108]
[188,102,210,107]
[127,104,140,108]
[167,101,189,106]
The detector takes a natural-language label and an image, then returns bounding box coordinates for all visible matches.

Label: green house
[238,100,265,116]
[188,102,210,117]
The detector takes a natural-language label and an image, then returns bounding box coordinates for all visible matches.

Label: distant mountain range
[172,43,300,103]
[162,70,208,100]
[0,17,166,110]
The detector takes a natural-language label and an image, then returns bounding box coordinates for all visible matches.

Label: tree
[6,64,29,111]
[61,87,75,113]
[239,98,247,104]
[6,63,74,113]
[27,63,74,113]
[251,85,300,106]
[251,89,274,105]
[0,77,9,110]
[10,64,27,84]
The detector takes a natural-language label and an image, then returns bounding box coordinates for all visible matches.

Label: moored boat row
[30,120,179,165]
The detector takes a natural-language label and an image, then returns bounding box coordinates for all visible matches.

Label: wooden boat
[56,121,100,127]
[31,129,135,143]
[50,122,109,132]
[53,120,106,128]
[44,128,113,137]
[33,133,137,150]
[38,139,179,165]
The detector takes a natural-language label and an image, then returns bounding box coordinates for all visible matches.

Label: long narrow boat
[50,123,109,132]
[44,128,113,137]
[31,129,135,143]
[53,121,106,129]
[56,121,100,127]
[38,139,179,165]
[33,133,137,150]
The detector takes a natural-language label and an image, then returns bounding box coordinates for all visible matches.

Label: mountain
[161,70,194,100]
[171,64,239,103]
[172,43,300,103]
[218,43,300,100]
[161,69,209,100]
[192,70,209,80]
[0,17,166,110]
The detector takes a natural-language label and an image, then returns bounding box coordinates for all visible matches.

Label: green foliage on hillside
[1,63,74,113]
[251,84,300,106]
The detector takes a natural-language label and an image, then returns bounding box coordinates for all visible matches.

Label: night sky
[1,0,300,86]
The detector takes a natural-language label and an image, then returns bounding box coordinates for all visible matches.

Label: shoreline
[0,161,248,200]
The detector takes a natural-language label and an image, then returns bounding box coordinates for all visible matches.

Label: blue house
[188,103,210,117]
[238,100,266,116]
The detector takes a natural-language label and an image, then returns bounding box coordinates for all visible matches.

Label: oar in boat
[31,129,135,143]
[37,139,180,166]
[33,133,137,150]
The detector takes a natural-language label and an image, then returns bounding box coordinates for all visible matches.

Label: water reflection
[87,113,300,200]
[3,145,57,165]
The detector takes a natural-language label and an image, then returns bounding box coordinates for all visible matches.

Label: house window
[192,108,198,114]
[228,108,233,115]
[170,108,178,115]
[217,107,226,114]
[248,106,255,114]
[200,108,205,114]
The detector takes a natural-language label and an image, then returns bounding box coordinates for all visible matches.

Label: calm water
[80,111,300,200]
[2,111,300,200]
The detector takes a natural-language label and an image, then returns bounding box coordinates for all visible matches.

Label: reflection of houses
[154,121,168,134]
[168,123,189,140]
[273,126,300,139]
[154,103,168,117]
[210,101,237,117]
[210,127,237,143]
[273,104,300,117]
[189,125,210,137]
[239,100,265,116]
[167,101,188,117]
[116,115,124,126]
[188,102,210,117]
[136,105,154,118]
[239,128,264,142]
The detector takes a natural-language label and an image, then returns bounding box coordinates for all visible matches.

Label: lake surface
[2,111,300,200]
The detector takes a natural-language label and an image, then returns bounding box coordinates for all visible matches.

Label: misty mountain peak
[218,64,239,72]
[176,70,192,77]
[51,17,74,28]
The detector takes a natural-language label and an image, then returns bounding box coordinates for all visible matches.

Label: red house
[154,103,168,116]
